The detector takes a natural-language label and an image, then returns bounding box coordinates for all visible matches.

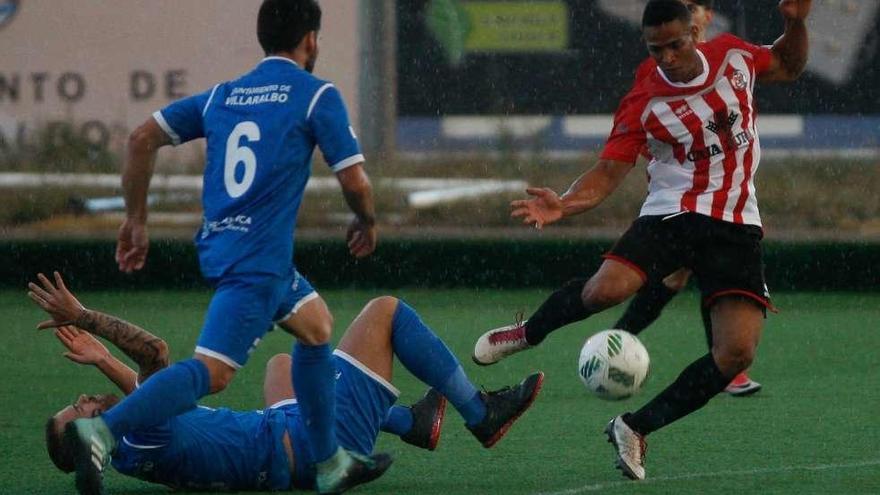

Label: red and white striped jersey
[601,34,773,227]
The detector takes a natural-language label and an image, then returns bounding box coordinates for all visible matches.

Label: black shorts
[605,213,774,311]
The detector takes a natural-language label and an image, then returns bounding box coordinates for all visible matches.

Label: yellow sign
[463,2,569,53]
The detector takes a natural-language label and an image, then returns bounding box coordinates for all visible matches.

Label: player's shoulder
[704,33,752,53]
[616,77,654,117]
[306,74,338,94]
[634,58,656,82]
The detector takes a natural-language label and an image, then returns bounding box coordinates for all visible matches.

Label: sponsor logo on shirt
[706,110,739,136]
[674,105,694,119]
[201,215,253,238]
[685,111,753,162]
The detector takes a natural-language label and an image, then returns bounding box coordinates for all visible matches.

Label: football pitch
[2,288,878,494]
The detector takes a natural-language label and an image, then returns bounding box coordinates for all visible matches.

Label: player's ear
[304,31,318,53]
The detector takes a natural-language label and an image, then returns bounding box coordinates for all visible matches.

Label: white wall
[0,0,361,167]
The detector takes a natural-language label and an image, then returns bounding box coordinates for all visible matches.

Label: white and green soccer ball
[578,329,650,400]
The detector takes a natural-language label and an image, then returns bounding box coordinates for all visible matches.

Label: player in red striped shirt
[473,0,811,480]
[614,0,762,397]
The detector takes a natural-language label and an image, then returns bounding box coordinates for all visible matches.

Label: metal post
[359,0,397,161]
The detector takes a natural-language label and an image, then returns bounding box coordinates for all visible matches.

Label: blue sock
[392,301,486,426]
[101,359,210,439]
[292,343,339,463]
[381,406,414,436]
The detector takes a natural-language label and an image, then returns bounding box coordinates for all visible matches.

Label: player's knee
[195,355,238,393]
[663,269,691,292]
[581,279,629,310]
[365,296,399,318]
[295,308,334,345]
[297,321,332,345]
[267,353,291,373]
[208,367,236,393]
[713,345,755,376]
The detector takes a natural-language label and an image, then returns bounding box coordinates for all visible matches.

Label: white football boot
[605,415,647,481]
[472,317,530,366]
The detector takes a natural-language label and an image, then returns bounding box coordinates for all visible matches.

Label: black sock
[524,278,592,345]
[613,279,679,334]
[701,302,714,350]
[625,353,730,436]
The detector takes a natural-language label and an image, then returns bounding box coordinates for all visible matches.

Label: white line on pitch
[535,459,880,495]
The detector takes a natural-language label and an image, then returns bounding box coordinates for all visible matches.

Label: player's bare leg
[617,266,762,396]
[609,296,764,480]
[194,354,238,393]
[277,296,391,494]
[474,258,643,365]
[614,268,691,336]
[263,354,297,407]
[697,292,762,396]
[278,295,333,344]
[347,297,543,448]
[709,298,763,379]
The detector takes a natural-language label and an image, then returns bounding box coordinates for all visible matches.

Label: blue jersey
[111,354,399,491]
[154,57,363,279]
[112,405,292,491]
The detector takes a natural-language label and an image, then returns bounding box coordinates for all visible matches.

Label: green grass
[2,289,879,494]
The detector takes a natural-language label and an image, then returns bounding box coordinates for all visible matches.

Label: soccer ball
[577,330,650,400]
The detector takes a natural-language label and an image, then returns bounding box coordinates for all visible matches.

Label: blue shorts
[197,269,317,368]
[273,352,400,490]
[113,405,291,491]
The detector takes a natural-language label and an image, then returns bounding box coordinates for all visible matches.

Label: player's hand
[510,187,565,230]
[54,325,110,366]
[27,271,87,329]
[116,218,149,273]
[347,218,377,258]
[778,0,811,20]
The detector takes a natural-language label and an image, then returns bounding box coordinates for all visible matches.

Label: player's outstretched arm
[511,158,635,229]
[117,118,171,274]
[28,272,170,384]
[761,0,811,82]
[52,325,140,394]
[336,163,378,258]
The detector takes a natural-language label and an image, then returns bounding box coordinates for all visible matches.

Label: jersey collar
[260,56,299,67]
[656,49,708,88]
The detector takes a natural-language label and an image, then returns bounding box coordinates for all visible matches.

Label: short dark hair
[257,0,322,55]
[642,0,692,28]
[689,0,714,9]
[45,417,74,473]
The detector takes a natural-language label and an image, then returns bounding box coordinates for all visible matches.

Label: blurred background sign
[427,0,570,66]
[1,0,878,240]
[0,0,362,167]
[397,0,880,156]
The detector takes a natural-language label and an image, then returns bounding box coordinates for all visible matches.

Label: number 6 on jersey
[224,121,261,198]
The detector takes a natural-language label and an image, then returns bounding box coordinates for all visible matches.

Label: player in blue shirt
[79,1,381,494]
[30,272,544,492]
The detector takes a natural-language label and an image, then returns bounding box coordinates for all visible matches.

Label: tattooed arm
[72,309,170,384]
[28,272,170,387]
